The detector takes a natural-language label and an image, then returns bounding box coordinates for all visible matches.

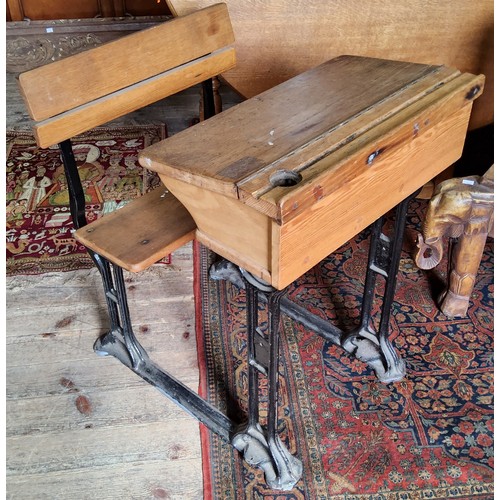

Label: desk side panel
[159,175,273,282]
[273,104,473,290]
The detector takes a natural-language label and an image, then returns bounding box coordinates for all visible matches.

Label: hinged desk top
[140,55,483,288]
[141,56,483,223]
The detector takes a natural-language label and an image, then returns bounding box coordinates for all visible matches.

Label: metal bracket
[250,327,270,375]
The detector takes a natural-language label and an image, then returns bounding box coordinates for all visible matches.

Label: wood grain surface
[74,187,196,272]
[17,3,236,148]
[18,3,234,121]
[140,56,483,218]
[32,48,236,148]
[140,55,484,289]
[167,0,493,129]
[6,251,204,499]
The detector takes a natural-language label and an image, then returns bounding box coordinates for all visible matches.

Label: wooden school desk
[79,54,484,490]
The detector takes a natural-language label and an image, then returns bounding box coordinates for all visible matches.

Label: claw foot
[232,424,302,490]
[343,327,406,383]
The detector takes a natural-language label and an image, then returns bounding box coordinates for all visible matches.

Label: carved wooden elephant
[415,166,493,317]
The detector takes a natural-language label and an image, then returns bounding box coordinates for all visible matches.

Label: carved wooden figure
[415,166,494,317]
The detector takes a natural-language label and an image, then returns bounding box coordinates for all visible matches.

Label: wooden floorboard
[6,250,205,499]
[7,459,206,500]
[7,385,196,437]
[6,72,243,499]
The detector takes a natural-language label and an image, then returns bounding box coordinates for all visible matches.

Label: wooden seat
[74,187,196,272]
[17,3,235,270]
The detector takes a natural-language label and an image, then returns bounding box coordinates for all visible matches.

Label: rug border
[194,241,214,500]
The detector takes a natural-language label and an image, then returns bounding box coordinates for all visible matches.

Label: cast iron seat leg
[232,276,303,491]
[58,77,219,348]
[342,191,418,383]
[59,139,151,365]
[59,137,239,441]
[58,139,126,339]
[92,263,150,368]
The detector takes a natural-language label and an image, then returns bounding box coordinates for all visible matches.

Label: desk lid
[139,55,484,223]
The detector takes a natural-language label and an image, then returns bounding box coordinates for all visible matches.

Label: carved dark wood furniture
[18,3,485,491]
[7,0,170,21]
[7,0,171,73]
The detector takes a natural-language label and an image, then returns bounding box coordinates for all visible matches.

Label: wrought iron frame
[57,80,415,490]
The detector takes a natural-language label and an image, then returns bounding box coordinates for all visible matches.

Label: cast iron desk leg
[59,139,153,363]
[220,192,417,489]
[203,193,417,488]
[211,191,418,384]
[232,278,303,490]
[342,191,418,383]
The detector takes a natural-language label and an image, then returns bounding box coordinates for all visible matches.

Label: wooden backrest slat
[33,47,236,148]
[18,3,234,122]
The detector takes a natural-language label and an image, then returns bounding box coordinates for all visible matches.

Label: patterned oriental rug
[6,125,166,276]
[194,199,494,499]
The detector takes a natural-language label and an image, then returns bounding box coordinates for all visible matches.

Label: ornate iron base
[75,194,415,490]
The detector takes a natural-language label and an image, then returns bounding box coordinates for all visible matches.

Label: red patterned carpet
[195,199,494,499]
[6,125,165,276]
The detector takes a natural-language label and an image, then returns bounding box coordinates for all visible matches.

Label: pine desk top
[140,55,483,288]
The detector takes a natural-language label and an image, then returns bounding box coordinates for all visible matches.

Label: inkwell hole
[269,170,303,188]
